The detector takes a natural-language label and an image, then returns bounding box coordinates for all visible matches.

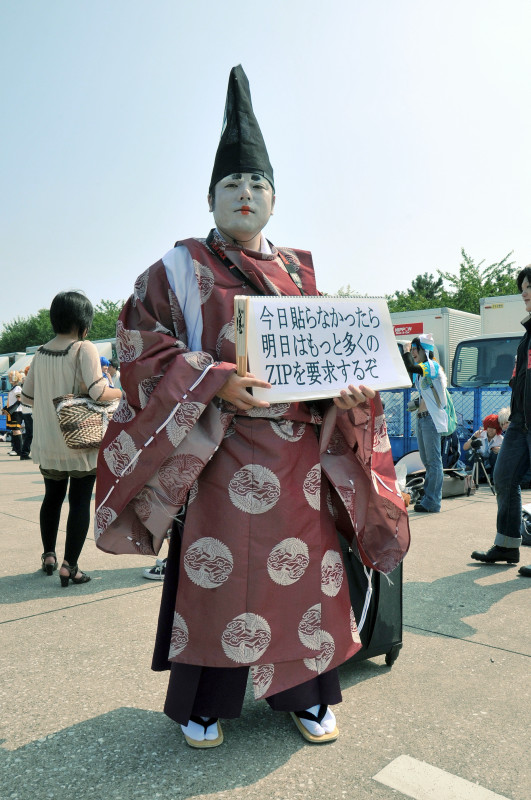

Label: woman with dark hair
[21,291,122,585]
[49,290,95,340]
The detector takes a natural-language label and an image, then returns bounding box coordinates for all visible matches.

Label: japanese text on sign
[259,303,381,386]
[236,296,412,403]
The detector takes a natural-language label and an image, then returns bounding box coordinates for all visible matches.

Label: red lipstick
[239,205,251,215]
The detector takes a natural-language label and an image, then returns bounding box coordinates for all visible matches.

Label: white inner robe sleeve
[163,246,203,351]
[162,232,271,353]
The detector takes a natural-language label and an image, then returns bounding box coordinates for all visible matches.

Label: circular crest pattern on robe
[228,464,281,514]
[95,236,410,699]
[221,613,272,664]
[267,538,310,586]
[184,537,234,588]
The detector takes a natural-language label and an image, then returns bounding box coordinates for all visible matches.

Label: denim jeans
[417,414,443,512]
[492,422,530,547]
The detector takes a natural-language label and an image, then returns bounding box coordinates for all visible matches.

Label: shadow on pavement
[339,655,396,690]
[0,705,307,800]
[0,566,159,605]
[403,565,529,638]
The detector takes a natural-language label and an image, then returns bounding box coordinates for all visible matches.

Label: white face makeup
[209,172,275,248]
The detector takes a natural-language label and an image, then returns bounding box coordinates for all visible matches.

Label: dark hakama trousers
[152,521,342,725]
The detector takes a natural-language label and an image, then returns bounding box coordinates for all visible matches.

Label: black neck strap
[206,230,263,294]
[205,230,304,296]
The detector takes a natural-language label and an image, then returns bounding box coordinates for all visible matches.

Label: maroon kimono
[95,232,410,699]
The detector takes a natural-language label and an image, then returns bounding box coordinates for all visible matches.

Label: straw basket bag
[53,347,119,449]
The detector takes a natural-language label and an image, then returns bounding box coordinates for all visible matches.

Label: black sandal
[41,552,58,576]
[59,563,91,587]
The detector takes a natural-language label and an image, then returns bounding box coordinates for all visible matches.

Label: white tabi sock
[298,705,336,736]
[203,719,220,740]
[180,716,218,742]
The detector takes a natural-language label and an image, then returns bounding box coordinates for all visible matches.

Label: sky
[1,0,530,330]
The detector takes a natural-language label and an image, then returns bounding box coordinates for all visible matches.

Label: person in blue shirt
[402,333,448,513]
[100,356,114,387]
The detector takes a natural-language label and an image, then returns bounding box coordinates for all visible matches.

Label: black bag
[441,430,460,468]
[522,509,531,546]
[340,535,403,666]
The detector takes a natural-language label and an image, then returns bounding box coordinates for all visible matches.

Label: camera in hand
[470,438,482,450]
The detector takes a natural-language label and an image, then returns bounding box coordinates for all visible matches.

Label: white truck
[480,294,524,334]
[451,295,523,387]
[385,304,522,461]
[382,308,481,459]
[390,307,481,377]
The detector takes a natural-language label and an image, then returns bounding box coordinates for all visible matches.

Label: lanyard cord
[205,230,305,296]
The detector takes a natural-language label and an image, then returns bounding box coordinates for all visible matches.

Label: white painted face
[209,172,275,245]
[521,277,531,313]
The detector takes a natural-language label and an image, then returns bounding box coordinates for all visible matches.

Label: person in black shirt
[471,266,531,576]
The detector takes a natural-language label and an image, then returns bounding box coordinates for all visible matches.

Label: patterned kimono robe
[95,231,410,699]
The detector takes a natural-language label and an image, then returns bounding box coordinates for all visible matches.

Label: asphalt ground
[0,442,529,800]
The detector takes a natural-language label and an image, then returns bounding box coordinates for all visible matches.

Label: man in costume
[95,65,410,747]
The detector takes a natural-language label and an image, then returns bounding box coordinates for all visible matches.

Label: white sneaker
[8,450,18,456]
[155,557,167,568]
[142,560,166,580]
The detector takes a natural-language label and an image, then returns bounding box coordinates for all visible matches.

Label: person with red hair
[463,414,503,472]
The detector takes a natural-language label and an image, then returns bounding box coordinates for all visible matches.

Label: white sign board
[234,295,412,403]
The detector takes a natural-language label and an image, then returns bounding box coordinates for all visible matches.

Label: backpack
[441,430,460,468]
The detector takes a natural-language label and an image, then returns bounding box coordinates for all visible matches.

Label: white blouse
[7,385,21,408]
[22,340,106,471]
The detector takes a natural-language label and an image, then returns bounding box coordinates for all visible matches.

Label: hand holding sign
[216,371,271,411]
[333,384,376,410]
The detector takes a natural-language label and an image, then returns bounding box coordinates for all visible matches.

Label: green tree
[0,308,54,352]
[409,272,445,303]
[0,299,124,353]
[387,272,447,313]
[90,300,124,340]
[437,249,516,314]
[382,250,517,314]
